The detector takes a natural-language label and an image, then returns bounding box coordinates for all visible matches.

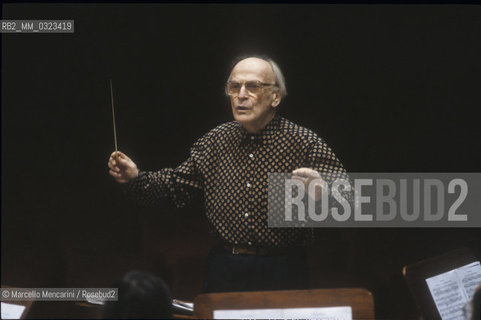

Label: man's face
[228,58,281,132]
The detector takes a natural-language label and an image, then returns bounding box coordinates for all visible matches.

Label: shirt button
[248,241,252,246]
[244,212,249,218]
[249,153,254,159]
[247,182,252,188]
[250,136,255,140]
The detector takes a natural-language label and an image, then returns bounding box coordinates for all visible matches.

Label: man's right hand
[108,151,139,183]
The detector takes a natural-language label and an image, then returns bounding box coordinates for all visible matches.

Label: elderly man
[108,56,347,292]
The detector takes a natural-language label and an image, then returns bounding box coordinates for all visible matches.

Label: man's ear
[271,91,281,107]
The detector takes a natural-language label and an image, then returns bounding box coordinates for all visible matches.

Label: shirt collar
[236,114,281,145]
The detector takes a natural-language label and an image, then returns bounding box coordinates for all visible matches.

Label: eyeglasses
[226,81,277,96]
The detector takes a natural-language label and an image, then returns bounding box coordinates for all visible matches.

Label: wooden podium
[194,288,375,319]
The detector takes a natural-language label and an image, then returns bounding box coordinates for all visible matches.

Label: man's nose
[238,85,248,98]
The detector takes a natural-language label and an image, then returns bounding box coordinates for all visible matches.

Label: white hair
[265,58,287,99]
[227,56,287,99]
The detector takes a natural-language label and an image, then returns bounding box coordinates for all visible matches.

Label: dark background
[2,4,481,319]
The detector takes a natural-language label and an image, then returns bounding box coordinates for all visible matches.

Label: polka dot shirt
[126,114,347,248]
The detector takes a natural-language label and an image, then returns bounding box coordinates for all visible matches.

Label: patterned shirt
[126,114,347,248]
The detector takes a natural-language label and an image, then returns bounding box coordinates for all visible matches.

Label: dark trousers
[202,245,309,293]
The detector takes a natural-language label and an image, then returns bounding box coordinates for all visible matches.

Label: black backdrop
[2,4,481,319]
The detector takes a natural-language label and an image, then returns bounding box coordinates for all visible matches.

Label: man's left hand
[292,168,323,201]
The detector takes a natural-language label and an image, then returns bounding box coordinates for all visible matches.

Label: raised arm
[107,133,209,209]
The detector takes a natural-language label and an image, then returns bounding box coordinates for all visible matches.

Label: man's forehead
[231,58,274,81]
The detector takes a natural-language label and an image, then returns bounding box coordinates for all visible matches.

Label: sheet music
[1,302,26,319]
[458,261,481,298]
[426,261,481,320]
[172,299,194,315]
[213,306,352,319]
